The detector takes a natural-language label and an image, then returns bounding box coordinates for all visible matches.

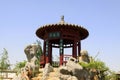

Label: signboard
[49,32,60,38]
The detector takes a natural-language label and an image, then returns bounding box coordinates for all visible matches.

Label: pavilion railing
[40,54,72,67]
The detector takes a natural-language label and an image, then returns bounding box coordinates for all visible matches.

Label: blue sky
[0,0,120,71]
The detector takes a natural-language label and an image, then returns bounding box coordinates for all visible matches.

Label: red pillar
[60,51,63,65]
[46,56,49,63]
[60,39,64,66]
[46,41,49,63]
[45,41,52,65]
[78,41,81,57]
[40,41,46,67]
[72,41,77,59]
[49,42,52,65]
[43,41,46,64]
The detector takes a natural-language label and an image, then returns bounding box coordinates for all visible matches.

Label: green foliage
[105,71,118,80]
[80,58,109,71]
[79,57,109,80]
[13,60,27,71]
[36,40,43,66]
[36,40,43,57]
[0,48,10,70]
[79,56,120,80]
[36,45,42,59]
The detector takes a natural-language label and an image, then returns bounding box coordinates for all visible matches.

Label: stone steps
[32,68,59,80]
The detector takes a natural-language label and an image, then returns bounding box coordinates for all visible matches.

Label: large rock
[24,43,40,77]
[13,43,41,80]
[24,43,41,62]
[58,66,78,80]
[41,63,54,80]
[66,57,83,72]
[79,50,90,63]
[59,57,89,80]
[24,56,39,77]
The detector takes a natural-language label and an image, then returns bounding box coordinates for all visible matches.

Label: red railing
[40,54,72,67]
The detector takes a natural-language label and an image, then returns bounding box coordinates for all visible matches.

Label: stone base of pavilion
[32,57,89,80]
[40,54,74,68]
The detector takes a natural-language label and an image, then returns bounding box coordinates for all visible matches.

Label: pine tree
[0,48,10,70]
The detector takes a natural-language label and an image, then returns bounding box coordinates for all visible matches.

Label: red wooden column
[45,40,49,63]
[78,41,81,57]
[49,42,52,65]
[72,40,77,59]
[43,41,46,64]
[59,39,64,66]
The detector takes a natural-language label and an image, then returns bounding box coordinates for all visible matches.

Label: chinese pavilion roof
[36,16,89,40]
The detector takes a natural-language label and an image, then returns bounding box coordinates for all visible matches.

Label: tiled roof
[36,16,89,40]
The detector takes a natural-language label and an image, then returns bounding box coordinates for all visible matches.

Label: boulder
[58,57,89,80]
[24,43,40,62]
[41,63,54,80]
[79,50,90,63]
[14,43,41,80]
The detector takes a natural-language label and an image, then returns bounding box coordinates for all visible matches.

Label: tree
[13,60,27,73]
[0,48,10,70]
[35,40,43,65]
[36,40,43,57]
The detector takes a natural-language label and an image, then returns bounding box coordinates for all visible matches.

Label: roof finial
[59,15,65,24]
[61,15,64,21]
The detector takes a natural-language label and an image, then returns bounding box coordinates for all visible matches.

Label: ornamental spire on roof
[59,15,65,24]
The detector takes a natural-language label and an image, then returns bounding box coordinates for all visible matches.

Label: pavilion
[36,16,89,66]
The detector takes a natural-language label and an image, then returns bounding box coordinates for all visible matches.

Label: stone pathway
[32,68,59,80]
